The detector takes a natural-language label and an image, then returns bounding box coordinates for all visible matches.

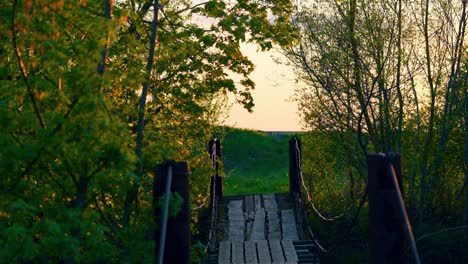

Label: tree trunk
[123,0,160,227]
[349,0,376,153]
[419,0,436,224]
[395,0,403,152]
[432,0,467,199]
[464,74,468,237]
[97,0,113,80]
[408,62,420,208]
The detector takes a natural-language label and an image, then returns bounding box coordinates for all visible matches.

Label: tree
[0,0,298,261]
[286,0,468,260]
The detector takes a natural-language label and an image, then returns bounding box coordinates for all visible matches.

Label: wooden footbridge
[154,137,421,264]
[201,137,320,264]
[204,193,319,264]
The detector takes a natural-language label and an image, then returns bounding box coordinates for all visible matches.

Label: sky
[224,43,304,132]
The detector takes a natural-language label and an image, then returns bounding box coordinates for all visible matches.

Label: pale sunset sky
[225,43,304,132]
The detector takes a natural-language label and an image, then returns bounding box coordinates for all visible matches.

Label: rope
[192,191,210,211]
[294,139,344,221]
[289,137,332,253]
[193,140,218,212]
[197,139,222,264]
[157,165,173,264]
[207,140,219,253]
[294,190,330,253]
[388,163,421,264]
[306,222,330,253]
[415,225,468,242]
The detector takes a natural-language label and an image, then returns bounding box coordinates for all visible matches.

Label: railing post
[209,139,223,200]
[154,161,191,264]
[289,136,306,240]
[289,136,301,194]
[367,153,404,263]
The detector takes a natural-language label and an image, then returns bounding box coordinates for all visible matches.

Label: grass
[218,127,296,196]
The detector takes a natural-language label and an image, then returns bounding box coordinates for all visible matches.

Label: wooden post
[289,136,301,194]
[367,153,404,263]
[208,139,223,200]
[154,161,191,264]
[210,175,223,203]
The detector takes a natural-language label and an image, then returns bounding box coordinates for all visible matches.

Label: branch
[1,98,80,194]
[11,0,46,129]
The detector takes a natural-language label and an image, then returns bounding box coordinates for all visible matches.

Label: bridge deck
[205,193,319,264]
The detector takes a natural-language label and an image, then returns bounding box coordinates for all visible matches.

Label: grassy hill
[218,127,297,196]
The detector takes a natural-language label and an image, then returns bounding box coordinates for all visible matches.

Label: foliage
[0,0,297,262]
[219,127,291,195]
[285,0,468,262]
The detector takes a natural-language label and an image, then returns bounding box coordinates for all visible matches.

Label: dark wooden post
[209,139,223,200]
[289,136,301,194]
[367,153,404,263]
[210,175,223,202]
[154,161,191,264]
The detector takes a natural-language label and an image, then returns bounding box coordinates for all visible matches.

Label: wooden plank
[267,211,281,239]
[245,195,254,213]
[256,240,271,264]
[250,208,265,240]
[218,241,231,264]
[244,240,258,264]
[269,239,285,262]
[262,194,275,200]
[282,210,299,240]
[229,227,245,240]
[229,200,245,241]
[282,224,299,241]
[281,240,299,262]
[254,195,262,210]
[229,200,243,209]
[281,210,296,224]
[263,196,278,212]
[232,240,244,263]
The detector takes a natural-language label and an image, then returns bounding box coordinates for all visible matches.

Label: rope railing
[388,163,421,264]
[157,165,173,264]
[154,161,191,264]
[293,137,344,221]
[289,136,332,253]
[207,139,219,253]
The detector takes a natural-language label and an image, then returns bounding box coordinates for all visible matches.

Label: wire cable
[389,163,421,264]
[157,165,173,264]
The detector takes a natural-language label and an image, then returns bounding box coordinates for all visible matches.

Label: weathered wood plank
[218,241,231,264]
[281,210,296,224]
[250,208,265,240]
[263,196,278,212]
[232,240,244,263]
[229,227,245,241]
[267,211,281,239]
[262,194,275,200]
[282,224,299,241]
[281,240,299,262]
[282,210,299,240]
[256,240,271,264]
[254,195,262,210]
[245,195,254,213]
[228,200,245,241]
[244,240,258,264]
[229,200,243,209]
[269,239,285,262]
